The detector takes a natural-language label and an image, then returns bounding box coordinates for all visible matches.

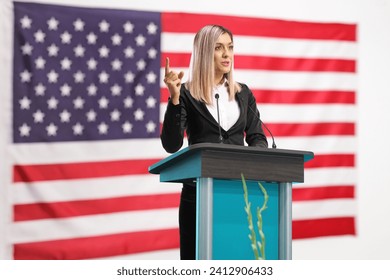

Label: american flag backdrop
[3,1,356,259]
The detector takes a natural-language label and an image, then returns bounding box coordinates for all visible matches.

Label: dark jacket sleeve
[243,86,269,148]
[160,97,187,153]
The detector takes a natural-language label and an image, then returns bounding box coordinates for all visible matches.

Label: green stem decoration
[241,173,269,260]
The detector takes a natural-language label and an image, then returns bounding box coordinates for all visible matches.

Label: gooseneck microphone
[245,98,277,149]
[214,93,224,143]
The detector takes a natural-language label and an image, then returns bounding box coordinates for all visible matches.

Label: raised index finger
[164,57,170,76]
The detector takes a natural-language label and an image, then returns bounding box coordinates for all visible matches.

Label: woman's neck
[214,75,225,86]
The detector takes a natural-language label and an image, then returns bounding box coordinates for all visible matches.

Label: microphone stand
[245,98,277,149]
[215,93,224,143]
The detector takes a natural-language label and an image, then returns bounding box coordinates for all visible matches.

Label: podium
[149,143,313,260]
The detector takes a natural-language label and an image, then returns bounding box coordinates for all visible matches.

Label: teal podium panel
[211,179,279,260]
[149,143,313,260]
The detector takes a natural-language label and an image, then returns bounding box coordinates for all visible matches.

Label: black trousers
[179,184,196,260]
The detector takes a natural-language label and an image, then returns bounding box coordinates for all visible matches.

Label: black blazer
[161,83,268,153]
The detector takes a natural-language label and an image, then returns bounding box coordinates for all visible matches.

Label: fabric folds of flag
[7,2,357,259]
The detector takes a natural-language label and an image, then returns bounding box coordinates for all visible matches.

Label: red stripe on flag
[162,13,356,41]
[13,228,179,260]
[162,53,356,72]
[293,186,355,201]
[235,56,356,72]
[253,90,356,104]
[292,217,356,239]
[161,53,191,68]
[161,88,356,104]
[13,159,162,183]
[158,122,355,137]
[14,193,180,221]
[305,154,355,168]
[267,122,355,136]
[161,88,170,103]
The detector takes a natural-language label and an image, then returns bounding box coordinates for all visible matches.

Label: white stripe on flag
[159,69,357,90]
[13,176,180,204]
[301,168,356,187]
[274,136,356,153]
[260,104,356,123]
[10,208,178,244]
[10,139,168,164]
[162,33,358,59]
[235,70,357,90]
[292,198,356,220]
[160,104,357,123]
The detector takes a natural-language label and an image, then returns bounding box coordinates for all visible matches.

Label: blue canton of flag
[13,2,161,143]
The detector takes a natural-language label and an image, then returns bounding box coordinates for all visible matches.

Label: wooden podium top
[149,143,314,183]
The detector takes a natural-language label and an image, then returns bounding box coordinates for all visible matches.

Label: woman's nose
[222,48,229,57]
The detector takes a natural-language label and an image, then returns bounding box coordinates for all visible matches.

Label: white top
[206,82,240,131]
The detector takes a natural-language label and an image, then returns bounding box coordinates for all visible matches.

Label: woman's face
[214,32,233,79]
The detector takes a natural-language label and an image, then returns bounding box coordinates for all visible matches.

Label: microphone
[244,97,277,149]
[214,93,224,143]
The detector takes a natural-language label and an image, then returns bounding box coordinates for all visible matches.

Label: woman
[161,25,268,259]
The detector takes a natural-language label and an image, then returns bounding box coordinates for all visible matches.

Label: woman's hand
[163,57,184,105]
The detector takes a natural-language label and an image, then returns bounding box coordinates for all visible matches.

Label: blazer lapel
[186,91,224,130]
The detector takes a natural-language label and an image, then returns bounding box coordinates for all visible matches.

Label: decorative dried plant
[241,173,269,260]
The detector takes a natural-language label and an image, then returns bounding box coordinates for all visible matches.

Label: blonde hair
[187,25,240,104]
